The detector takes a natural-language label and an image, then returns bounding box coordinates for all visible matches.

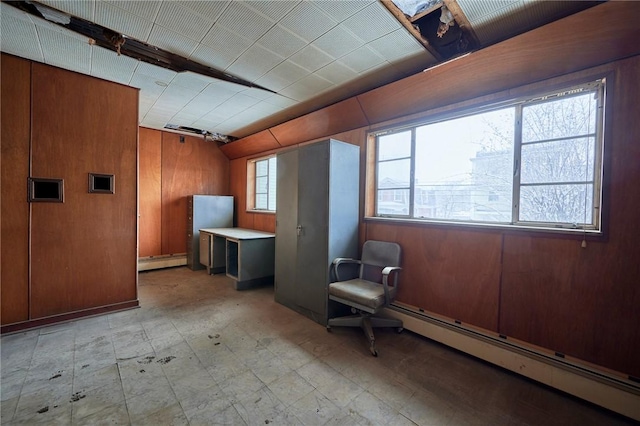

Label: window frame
[366,78,607,236]
[247,154,277,213]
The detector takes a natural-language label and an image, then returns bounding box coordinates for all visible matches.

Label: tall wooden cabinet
[274,139,360,325]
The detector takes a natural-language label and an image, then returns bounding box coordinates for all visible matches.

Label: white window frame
[368,79,606,234]
[247,155,277,213]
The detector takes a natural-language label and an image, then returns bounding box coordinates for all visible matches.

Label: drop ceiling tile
[37,0,95,21]
[147,25,199,57]
[245,1,299,21]
[263,94,298,108]
[314,61,358,86]
[279,2,337,42]
[177,0,230,22]
[95,2,153,42]
[227,45,284,82]
[457,0,521,22]
[134,61,177,83]
[257,25,306,59]
[314,0,373,22]
[155,83,199,109]
[171,72,216,92]
[288,45,333,73]
[155,2,214,42]
[169,111,200,126]
[90,45,138,84]
[367,29,426,62]
[242,87,277,101]
[198,24,253,67]
[102,0,161,22]
[0,5,44,62]
[246,101,284,116]
[312,25,363,59]
[279,74,334,102]
[339,45,385,73]
[190,44,235,71]
[256,61,309,92]
[192,117,223,130]
[342,2,400,43]
[216,2,275,42]
[37,24,91,74]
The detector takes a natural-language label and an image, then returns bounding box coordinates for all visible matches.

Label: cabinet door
[295,142,329,314]
[274,149,298,303]
[199,233,210,267]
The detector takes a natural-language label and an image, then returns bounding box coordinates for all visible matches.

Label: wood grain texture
[229,158,252,229]
[30,63,138,319]
[1,54,31,325]
[220,130,280,160]
[269,98,369,147]
[138,127,162,257]
[356,1,640,125]
[161,132,229,254]
[253,213,275,233]
[366,221,502,331]
[500,56,640,378]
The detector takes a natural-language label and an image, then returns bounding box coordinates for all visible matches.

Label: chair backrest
[360,240,401,280]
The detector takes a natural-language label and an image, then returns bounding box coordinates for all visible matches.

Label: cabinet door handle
[296,225,302,236]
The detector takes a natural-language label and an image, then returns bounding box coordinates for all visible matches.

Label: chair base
[327,313,403,356]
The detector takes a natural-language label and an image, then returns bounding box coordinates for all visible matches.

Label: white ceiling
[0,0,597,140]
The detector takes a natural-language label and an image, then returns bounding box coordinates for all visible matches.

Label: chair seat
[329,279,390,311]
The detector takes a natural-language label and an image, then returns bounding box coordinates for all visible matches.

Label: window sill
[247,209,276,215]
[364,216,605,240]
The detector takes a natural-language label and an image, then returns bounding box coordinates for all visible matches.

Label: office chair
[327,240,403,356]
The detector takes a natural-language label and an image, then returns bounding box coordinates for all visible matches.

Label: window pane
[256,176,268,193]
[378,159,410,189]
[377,189,409,215]
[268,157,277,210]
[521,137,595,184]
[255,193,268,210]
[522,92,597,142]
[414,108,514,221]
[256,159,268,176]
[378,131,411,161]
[520,184,593,224]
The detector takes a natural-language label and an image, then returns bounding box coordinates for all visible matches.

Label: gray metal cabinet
[187,195,233,271]
[275,139,359,325]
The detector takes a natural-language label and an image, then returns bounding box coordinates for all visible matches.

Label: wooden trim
[220,129,280,160]
[1,300,139,334]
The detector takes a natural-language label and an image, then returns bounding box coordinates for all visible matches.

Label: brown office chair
[327,240,403,356]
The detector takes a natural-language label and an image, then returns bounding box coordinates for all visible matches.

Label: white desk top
[200,227,275,240]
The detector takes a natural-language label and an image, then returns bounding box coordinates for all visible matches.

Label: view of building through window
[375,80,603,230]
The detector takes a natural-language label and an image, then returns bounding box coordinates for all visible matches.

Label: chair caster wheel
[326,325,331,332]
[397,327,403,333]
[371,349,378,357]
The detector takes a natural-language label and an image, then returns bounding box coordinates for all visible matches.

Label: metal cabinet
[187,195,233,271]
[275,139,359,325]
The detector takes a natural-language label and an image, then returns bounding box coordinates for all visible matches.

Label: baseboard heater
[383,303,640,421]
[138,254,187,271]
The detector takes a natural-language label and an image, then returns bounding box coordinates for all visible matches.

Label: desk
[199,228,275,290]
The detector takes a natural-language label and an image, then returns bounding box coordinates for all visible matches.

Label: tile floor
[1,267,635,425]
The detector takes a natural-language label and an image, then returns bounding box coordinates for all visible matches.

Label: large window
[372,80,605,232]
[248,155,277,212]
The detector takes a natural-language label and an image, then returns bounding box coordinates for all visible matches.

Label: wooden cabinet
[274,139,360,325]
[1,55,138,329]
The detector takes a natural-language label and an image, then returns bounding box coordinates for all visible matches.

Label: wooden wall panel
[269,98,369,147]
[229,158,253,229]
[1,54,31,325]
[356,2,640,125]
[139,127,162,257]
[253,214,275,233]
[161,132,229,254]
[500,56,640,378]
[30,63,138,318]
[220,130,280,160]
[366,221,502,331]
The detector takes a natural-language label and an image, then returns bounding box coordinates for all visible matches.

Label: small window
[247,155,277,212]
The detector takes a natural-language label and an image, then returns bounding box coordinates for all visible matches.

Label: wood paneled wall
[220,3,640,378]
[138,128,230,257]
[1,55,139,327]
[139,127,162,257]
[1,55,31,324]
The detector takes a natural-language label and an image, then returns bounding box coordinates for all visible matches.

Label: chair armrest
[332,258,361,281]
[381,266,402,304]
